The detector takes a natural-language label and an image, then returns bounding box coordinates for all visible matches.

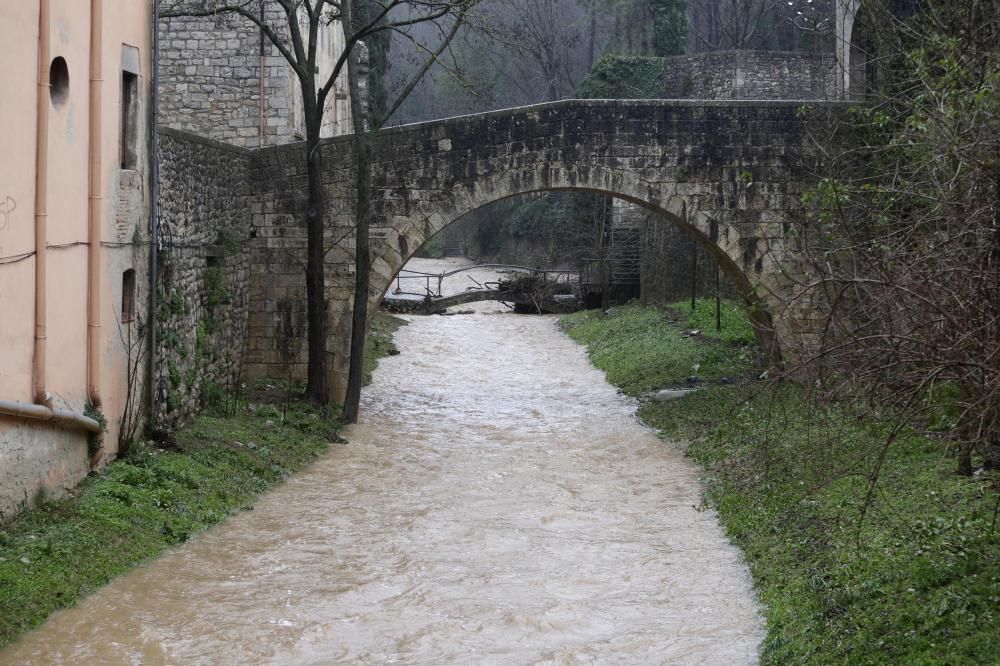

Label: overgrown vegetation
[577,55,666,99]
[0,404,336,649]
[364,311,406,385]
[563,303,1000,664]
[670,389,999,665]
[795,0,1000,473]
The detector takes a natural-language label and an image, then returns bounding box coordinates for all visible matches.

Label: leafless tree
[688,0,834,52]
[340,2,473,423]
[394,0,614,121]
[788,0,999,479]
[161,0,476,407]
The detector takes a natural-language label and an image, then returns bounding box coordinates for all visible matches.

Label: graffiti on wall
[0,195,16,255]
[0,196,15,233]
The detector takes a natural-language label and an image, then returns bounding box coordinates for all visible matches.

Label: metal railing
[392,264,580,300]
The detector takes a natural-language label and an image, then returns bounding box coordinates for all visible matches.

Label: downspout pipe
[33,0,51,407]
[149,0,160,422]
[0,401,102,434]
[87,0,104,409]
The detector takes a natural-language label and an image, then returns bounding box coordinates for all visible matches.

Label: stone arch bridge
[245,99,847,400]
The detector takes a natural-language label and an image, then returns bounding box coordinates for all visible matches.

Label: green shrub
[577,56,666,99]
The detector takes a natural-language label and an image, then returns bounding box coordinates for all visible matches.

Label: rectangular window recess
[121,70,139,169]
[121,269,136,323]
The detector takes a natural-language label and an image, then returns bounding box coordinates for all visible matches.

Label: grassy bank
[560,301,756,393]
[562,302,999,665]
[0,403,337,648]
[0,312,407,649]
[364,311,406,385]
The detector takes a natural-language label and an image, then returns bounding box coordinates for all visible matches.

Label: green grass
[670,297,757,345]
[563,305,1000,665]
[0,403,335,649]
[364,311,406,385]
[559,302,756,394]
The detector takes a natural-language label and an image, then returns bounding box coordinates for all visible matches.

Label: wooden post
[690,241,698,311]
[715,265,722,333]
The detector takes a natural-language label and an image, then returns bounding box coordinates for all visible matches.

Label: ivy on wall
[577,56,666,99]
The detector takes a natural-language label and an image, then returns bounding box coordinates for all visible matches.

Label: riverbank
[2,300,764,663]
[561,302,999,665]
[0,314,406,649]
[0,404,334,648]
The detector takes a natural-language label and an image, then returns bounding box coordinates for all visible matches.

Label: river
[1,258,763,664]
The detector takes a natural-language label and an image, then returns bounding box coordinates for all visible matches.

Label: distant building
[0,1,153,519]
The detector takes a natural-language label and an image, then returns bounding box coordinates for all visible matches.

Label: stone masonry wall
[156,128,253,427]
[158,5,355,149]
[244,141,312,384]
[661,51,840,100]
[158,6,297,148]
[246,100,848,398]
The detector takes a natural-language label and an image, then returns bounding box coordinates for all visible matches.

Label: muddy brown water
[2,263,763,664]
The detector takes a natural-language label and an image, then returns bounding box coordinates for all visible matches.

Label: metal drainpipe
[33,0,51,408]
[87,0,104,410]
[149,0,161,424]
[0,400,102,434]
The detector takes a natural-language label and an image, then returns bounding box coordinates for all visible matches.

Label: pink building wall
[0,1,153,519]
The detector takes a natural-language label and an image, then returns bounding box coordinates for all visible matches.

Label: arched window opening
[49,57,69,107]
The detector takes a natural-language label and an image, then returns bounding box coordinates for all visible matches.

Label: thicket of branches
[797,0,999,474]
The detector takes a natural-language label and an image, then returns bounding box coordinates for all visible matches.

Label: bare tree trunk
[599,197,610,311]
[600,259,610,312]
[304,110,329,404]
[340,3,371,424]
[340,139,371,422]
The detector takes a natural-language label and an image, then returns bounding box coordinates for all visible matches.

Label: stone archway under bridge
[246,99,849,402]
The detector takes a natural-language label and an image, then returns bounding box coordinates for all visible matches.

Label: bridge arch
[250,99,844,399]
[375,179,777,355]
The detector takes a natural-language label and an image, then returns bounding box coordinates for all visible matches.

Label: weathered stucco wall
[155,128,252,427]
[1,0,153,521]
[661,51,841,101]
